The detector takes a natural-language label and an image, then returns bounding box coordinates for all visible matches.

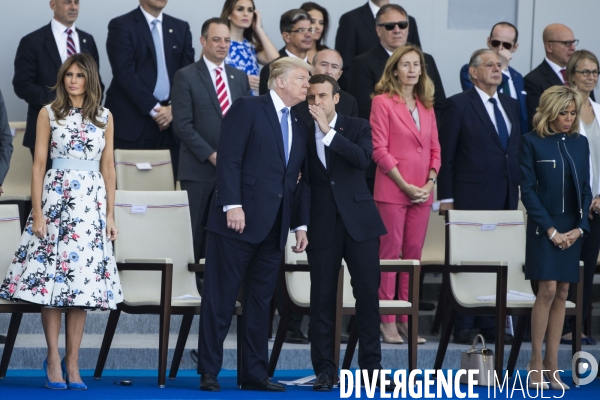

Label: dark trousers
[114,124,179,181]
[564,213,600,334]
[198,213,283,381]
[306,215,382,375]
[180,180,215,262]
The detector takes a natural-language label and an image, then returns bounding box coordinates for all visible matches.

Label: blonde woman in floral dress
[0,53,122,390]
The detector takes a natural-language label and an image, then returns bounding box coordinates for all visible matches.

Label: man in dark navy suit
[438,49,521,345]
[460,22,528,135]
[302,74,387,391]
[198,58,312,393]
[13,0,102,159]
[105,0,194,179]
[335,0,420,90]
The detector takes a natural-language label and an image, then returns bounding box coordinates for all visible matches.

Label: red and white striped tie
[66,28,76,58]
[215,67,230,116]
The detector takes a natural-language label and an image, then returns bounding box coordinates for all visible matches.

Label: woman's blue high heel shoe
[43,359,67,390]
[61,358,87,390]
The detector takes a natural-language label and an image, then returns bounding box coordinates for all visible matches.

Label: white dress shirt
[315,113,338,168]
[140,5,170,115]
[203,56,232,107]
[369,0,381,18]
[501,70,517,99]
[545,56,566,83]
[51,18,80,63]
[284,49,309,63]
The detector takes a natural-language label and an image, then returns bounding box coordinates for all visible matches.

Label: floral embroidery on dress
[226,39,259,96]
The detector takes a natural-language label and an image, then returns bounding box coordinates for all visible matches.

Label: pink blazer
[371,94,441,205]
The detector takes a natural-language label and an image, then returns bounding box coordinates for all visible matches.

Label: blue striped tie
[280,108,289,166]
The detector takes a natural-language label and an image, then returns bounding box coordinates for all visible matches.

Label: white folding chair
[114,149,174,191]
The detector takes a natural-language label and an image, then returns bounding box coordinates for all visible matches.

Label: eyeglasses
[377,21,409,31]
[490,40,514,50]
[288,28,315,34]
[547,39,579,48]
[575,69,600,77]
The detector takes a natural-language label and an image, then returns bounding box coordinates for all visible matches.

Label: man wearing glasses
[524,23,589,130]
[460,22,528,136]
[259,9,313,95]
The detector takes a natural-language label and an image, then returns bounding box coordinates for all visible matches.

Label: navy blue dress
[520,131,593,282]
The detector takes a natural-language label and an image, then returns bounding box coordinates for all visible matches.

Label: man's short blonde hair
[267,58,313,90]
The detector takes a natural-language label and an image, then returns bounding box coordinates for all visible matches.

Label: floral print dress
[0,105,123,310]
[225,39,259,96]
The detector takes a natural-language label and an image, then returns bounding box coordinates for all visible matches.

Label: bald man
[524,24,591,130]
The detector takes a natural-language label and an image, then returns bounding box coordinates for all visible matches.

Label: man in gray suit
[172,18,251,263]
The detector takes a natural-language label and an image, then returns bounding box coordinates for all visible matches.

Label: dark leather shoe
[419,301,436,311]
[453,329,474,344]
[0,335,6,344]
[241,377,286,392]
[200,373,220,392]
[284,329,309,344]
[313,372,333,391]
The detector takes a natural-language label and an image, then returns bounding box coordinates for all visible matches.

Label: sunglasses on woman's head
[490,40,514,50]
[377,21,409,31]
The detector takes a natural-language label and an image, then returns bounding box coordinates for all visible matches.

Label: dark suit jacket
[304,115,386,249]
[104,7,194,143]
[293,90,358,126]
[437,87,521,210]
[207,94,308,250]
[335,2,420,90]
[258,48,288,96]
[347,44,446,122]
[460,64,528,135]
[0,90,13,185]
[13,23,102,149]
[171,59,251,182]
[524,59,595,131]
[520,131,592,234]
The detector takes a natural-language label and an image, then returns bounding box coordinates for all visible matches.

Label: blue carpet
[1,369,598,399]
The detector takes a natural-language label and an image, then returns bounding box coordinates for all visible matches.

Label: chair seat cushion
[123,299,242,308]
[0,194,31,201]
[457,299,576,309]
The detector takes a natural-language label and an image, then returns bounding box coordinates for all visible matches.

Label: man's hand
[589,197,600,219]
[153,105,173,131]
[248,75,260,93]
[308,104,330,134]
[227,207,245,233]
[208,152,217,166]
[498,48,512,71]
[292,230,308,253]
[439,201,454,215]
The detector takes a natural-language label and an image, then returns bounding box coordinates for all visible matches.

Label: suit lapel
[391,95,422,145]
[288,110,304,169]
[225,65,242,102]
[468,88,504,150]
[135,8,157,68]
[263,95,286,167]
[358,3,377,41]
[197,60,222,117]
[162,16,173,76]
[499,94,518,143]
[44,24,62,69]
[541,59,563,86]
[308,122,328,175]
[78,31,89,54]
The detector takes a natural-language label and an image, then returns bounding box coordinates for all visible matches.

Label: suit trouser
[180,180,215,262]
[198,212,282,381]
[564,213,600,334]
[376,202,429,323]
[306,214,382,376]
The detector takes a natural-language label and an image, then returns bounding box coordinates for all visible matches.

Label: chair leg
[434,307,455,371]
[267,308,290,377]
[0,312,23,379]
[494,313,505,379]
[431,278,447,335]
[94,309,121,379]
[342,317,358,370]
[158,308,171,388]
[169,314,194,379]
[237,315,242,387]
[507,316,527,377]
[408,314,418,372]
[268,297,276,339]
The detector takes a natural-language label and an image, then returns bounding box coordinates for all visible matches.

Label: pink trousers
[376,201,430,323]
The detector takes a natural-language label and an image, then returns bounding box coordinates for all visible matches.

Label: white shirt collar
[545,56,566,81]
[203,55,225,72]
[368,0,380,18]
[474,85,499,104]
[285,49,309,63]
[270,90,288,113]
[316,113,338,132]
[382,44,394,57]
[139,4,163,26]
[51,18,75,35]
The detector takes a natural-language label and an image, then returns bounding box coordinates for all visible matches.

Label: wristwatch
[428,178,436,184]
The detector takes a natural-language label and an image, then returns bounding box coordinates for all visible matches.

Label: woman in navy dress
[520,85,592,390]
[221,0,279,95]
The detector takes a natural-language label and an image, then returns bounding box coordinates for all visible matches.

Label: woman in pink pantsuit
[371,45,441,344]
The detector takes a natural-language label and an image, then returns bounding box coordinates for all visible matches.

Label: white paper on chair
[171,294,201,300]
[136,162,153,170]
[477,290,536,302]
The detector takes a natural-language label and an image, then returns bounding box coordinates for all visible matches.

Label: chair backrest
[284,232,311,307]
[447,210,530,302]
[422,186,445,264]
[2,123,31,198]
[0,205,21,278]
[114,150,174,191]
[114,190,197,302]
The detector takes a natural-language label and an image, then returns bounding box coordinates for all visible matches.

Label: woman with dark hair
[300,2,329,63]
[521,85,592,390]
[221,0,279,95]
[0,53,122,390]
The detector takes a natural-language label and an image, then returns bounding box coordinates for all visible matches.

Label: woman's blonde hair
[533,85,582,137]
[51,53,106,128]
[372,45,434,109]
